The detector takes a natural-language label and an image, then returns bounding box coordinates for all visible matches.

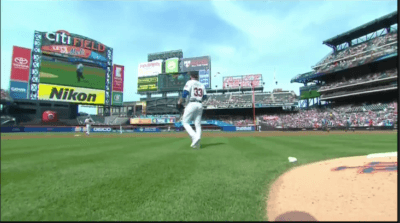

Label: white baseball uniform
[85,118,91,135]
[181,79,207,147]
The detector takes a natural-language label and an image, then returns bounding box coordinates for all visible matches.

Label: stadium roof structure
[290,71,316,84]
[323,11,397,47]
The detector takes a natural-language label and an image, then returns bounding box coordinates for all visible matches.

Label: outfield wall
[1,125,395,133]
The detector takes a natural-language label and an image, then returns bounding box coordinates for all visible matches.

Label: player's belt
[189,99,202,103]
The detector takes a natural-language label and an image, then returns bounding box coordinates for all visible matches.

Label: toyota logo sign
[14,57,28,65]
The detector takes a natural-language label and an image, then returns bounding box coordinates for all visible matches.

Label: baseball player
[178,71,207,149]
[84,116,94,136]
[345,117,351,132]
[76,63,85,82]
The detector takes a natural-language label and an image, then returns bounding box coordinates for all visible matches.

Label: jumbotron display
[29,30,119,106]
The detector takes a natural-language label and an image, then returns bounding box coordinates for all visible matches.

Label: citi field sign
[39,30,110,61]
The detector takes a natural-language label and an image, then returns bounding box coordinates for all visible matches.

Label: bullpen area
[1,130,397,221]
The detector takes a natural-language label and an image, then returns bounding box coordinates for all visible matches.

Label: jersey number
[194,88,203,97]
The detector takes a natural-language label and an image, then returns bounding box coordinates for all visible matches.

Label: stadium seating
[203,91,298,109]
[319,68,398,91]
[315,31,397,69]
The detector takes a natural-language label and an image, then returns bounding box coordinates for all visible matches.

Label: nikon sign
[38,83,105,105]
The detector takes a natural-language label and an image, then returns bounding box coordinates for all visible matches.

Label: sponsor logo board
[236,126,253,131]
[38,83,105,105]
[138,60,163,77]
[41,30,108,58]
[10,46,31,82]
[181,56,210,71]
[93,127,112,132]
[130,118,152,124]
[223,74,262,89]
[112,92,123,106]
[138,76,158,92]
[165,58,179,73]
[199,69,210,89]
[9,81,28,99]
[113,64,124,92]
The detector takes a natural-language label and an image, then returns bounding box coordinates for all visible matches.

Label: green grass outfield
[40,60,106,90]
[1,132,397,221]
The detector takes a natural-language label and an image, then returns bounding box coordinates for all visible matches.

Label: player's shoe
[190,136,200,148]
[191,141,201,150]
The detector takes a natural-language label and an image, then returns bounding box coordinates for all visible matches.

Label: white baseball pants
[86,124,90,135]
[182,102,203,141]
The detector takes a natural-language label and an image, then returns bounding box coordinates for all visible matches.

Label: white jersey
[183,80,206,103]
[77,63,84,72]
[85,118,91,124]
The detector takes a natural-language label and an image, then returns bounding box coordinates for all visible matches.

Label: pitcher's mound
[267,154,397,221]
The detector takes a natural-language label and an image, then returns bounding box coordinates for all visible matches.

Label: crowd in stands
[319,68,398,91]
[258,101,397,128]
[203,92,297,109]
[212,102,397,128]
[321,81,397,99]
[314,31,397,74]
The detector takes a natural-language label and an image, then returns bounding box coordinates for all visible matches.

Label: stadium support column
[251,82,256,131]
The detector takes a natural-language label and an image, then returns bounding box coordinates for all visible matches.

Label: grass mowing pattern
[1,133,397,221]
[40,60,106,90]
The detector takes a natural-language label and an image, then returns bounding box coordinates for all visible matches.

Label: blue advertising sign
[9,81,28,99]
[199,69,210,89]
[134,127,161,132]
[92,127,112,132]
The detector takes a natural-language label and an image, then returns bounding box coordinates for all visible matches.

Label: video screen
[39,56,106,90]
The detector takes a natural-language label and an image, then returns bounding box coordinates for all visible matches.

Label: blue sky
[1,0,397,114]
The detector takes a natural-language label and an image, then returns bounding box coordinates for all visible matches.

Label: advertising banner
[138,76,158,92]
[181,56,210,72]
[112,64,124,92]
[38,83,105,105]
[112,92,123,106]
[134,127,161,133]
[199,69,210,89]
[151,117,176,124]
[138,60,163,77]
[9,81,28,99]
[165,58,179,73]
[93,127,112,132]
[10,46,31,82]
[130,118,152,124]
[235,126,254,131]
[40,30,109,61]
[158,73,190,92]
[223,74,262,89]
[263,116,279,120]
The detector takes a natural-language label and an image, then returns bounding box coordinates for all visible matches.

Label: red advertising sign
[223,74,262,89]
[10,46,31,82]
[113,64,124,92]
[41,45,92,58]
